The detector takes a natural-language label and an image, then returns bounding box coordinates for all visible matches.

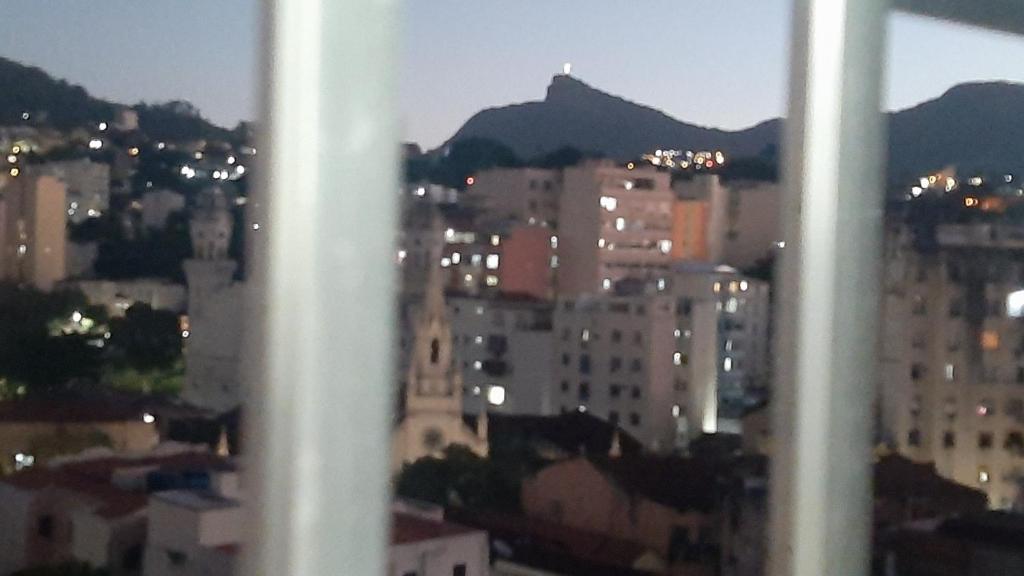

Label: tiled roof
[588,454,722,514]
[391,512,480,545]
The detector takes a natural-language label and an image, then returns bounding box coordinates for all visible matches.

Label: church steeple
[405,208,461,409]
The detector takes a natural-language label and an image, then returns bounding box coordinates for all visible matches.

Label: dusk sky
[3,1,1024,148]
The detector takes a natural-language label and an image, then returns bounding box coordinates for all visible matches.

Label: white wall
[389,532,489,576]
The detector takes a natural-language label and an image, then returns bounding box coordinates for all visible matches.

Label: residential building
[550,266,770,452]
[390,511,490,576]
[0,447,231,576]
[38,158,110,224]
[521,455,721,574]
[447,296,554,417]
[0,397,160,475]
[468,167,561,226]
[143,488,242,576]
[673,175,781,268]
[881,220,1024,508]
[556,161,675,295]
[182,187,245,413]
[0,173,67,290]
[882,512,1024,575]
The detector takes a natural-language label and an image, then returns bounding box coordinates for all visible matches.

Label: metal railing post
[242,0,400,574]
[769,0,890,574]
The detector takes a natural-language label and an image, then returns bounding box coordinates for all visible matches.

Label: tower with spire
[392,210,488,469]
[182,186,245,413]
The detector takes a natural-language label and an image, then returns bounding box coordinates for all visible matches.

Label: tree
[0,284,105,392]
[395,445,522,512]
[108,304,182,370]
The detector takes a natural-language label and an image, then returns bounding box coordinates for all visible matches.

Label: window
[579,354,591,374]
[632,331,643,345]
[907,429,921,447]
[611,329,622,343]
[943,431,955,448]
[610,357,622,372]
[1005,431,1024,453]
[37,515,54,539]
[560,380,569,392]
[609,411,620,426]
[979,432,994,450]
[453,565,467,576]
[631,386,641,399]
[561,353,570,366]
[629,413,641,426]
[630,358,643,373]
[610,384,622,399]
[578,382,590,401]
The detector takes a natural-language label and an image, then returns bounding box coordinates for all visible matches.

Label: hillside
[0,57,233,142]
[442,75,1024,181]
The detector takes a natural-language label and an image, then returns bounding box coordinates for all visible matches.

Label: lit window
[473,361,482,370]
[600,196,618,211]
[550,255,559,269]
[451,252,461,265]
[485,275,499,287]
[598,238,606,248]
[475,306,484,315]
[88,138,103,150]
[945,363,955,381]
[441,257,451,268]
[713,282,721,293]
[659,240,672,254]
[615,218,626,231]
[581,329,590,342]
[725,298,739,313]
[487,385,506,406]
[602,278,612,290]
[485,254,499,270]
[981,330,1000,351]
[550,235,558,249]
[657,278,666,291]
[723,357,733,372]
[729,281,738,292]
[1007,290,1024,318]
[142,413,156,424]
[739,280,749,291]
[673,352,682,366]
[979,468,990,484]
[674,329,681,338]
[672,404,681,418]
[14,453,35,471]
[490,234,500,247]
[474,336,483,345]
[471,254,482,266]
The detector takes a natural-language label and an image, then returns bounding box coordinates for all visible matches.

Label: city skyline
[4,2,1024,148]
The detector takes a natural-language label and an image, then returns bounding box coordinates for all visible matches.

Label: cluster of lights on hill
[637,149,726,172]
[905,170,1024,213]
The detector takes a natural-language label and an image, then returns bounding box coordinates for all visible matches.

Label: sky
[3,2,1024,148]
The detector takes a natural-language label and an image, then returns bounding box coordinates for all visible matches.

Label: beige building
[38,159,111,224]
[881,221,1024,508]
[1,173,67,290]
[674,175,781,268]
[521,456,719,575]
[468,167,561,226]
[557,161,675,295]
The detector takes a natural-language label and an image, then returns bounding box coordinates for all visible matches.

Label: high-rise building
[37,159,110,224]
[550,265,770,452]
[182,187,244,413]
[467,167,561,226]
[881,220,1024,508]
[556,161,675,296]
[0,173,67,290]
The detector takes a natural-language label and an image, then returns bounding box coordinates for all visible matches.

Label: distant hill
[442,75,1024,182]
[445,74,780,162]
[0,57,233,142]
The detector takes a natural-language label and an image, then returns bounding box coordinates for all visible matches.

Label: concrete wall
[389,531,490,576]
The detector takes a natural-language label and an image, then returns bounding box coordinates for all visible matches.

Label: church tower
[392,212,488,469]
[183,187,244,413]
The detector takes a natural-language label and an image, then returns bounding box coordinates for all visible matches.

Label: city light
[88,139,103,150]
[487,385,506,406]
[142,413,156,424]
[1007,290,1024,318]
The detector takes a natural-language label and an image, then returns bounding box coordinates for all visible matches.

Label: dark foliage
[109,304,183,370]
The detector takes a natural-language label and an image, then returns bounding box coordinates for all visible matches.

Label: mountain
[442,75,1024,182]
[0,57,233,142]
[445,74,780,161]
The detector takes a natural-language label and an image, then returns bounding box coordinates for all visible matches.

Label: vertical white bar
[243,0,400,575]
[769,1,889,575]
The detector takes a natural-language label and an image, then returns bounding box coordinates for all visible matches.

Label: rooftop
[391,512,480,545]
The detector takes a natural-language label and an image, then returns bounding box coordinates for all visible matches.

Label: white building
[551,266,771,452]
[182,187,245,413]
[66,278,187,317]
[447,296,554,417]
[881,221,1024,508]
[390,510,490,576]
[141,188,187,230]
[556,161,675,296]
[38,159,110,224]
[143,489,242,576]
